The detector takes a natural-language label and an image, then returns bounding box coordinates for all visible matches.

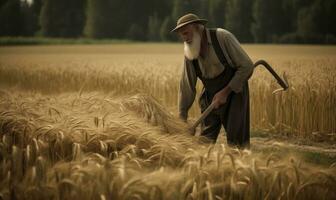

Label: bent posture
[172,13,254,148]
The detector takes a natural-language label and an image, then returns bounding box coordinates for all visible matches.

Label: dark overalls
[192,30,250,148]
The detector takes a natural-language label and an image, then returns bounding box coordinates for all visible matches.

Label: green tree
[84,0,112,38]
[21,0,35,36]
[0,0,24,36]
[31,0,42,35]
[225,0,253,42]
[208,0,227,27]
[251,0,271,42]
[127,24,145,41]
[297,1,322,36]
[281,0,314,34]
[0,0,7,7]
[251,0,289,43]
[160,16,177,41]
[148,14,161,41]
[295,0,330,43]
[172,0,185,20]
[324,0,336,37]
[85,0,148,39]
[40,0,85,37]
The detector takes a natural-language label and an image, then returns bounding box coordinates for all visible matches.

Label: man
[171,13,254,148]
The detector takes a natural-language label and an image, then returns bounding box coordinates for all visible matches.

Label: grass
[251,140,336,167]
[301,151,336,166]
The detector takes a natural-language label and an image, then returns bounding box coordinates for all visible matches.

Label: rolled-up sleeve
[178,58,198,120]
[219,30,254,93]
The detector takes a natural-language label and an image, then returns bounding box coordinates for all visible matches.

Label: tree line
[1,0,335,44]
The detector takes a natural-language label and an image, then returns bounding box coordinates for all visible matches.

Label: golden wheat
[0,91,335,199]
[0,44,335,199]
[0,45,335,140]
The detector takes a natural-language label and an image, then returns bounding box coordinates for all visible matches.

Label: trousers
[199,82,250,147]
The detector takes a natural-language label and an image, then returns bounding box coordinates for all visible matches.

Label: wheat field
[0,44,335,199]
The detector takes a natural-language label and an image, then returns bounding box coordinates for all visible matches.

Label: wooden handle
[189,102,215,135]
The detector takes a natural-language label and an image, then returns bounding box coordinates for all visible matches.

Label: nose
[183,35,191,43]
[179,31,192,43]
[182,35,188,42]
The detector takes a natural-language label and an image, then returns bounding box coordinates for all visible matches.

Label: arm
[212,85,232,109]
[178,58,198,121]
[212,29,253,108]
[218,29,254,93]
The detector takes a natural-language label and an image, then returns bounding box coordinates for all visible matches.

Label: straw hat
[171,13,207,32]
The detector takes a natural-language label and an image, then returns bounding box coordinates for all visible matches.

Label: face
[179,24,202,60]
[177,24,197,44]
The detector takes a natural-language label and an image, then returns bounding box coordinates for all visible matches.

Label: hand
[212,86,232,109]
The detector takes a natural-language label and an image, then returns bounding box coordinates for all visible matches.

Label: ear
[192,24,201,34]
[197,24,204,32]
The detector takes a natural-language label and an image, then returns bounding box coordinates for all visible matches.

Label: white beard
[184,31,201,60]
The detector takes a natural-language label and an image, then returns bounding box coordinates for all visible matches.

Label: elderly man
[172,13,254,148]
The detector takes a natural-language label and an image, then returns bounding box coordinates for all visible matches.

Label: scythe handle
[189,102,215,135]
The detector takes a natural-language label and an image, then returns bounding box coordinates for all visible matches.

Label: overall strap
[192,59,203,79]
[193,29,234,80]
[209,29,230,67]
[192,29,237,98]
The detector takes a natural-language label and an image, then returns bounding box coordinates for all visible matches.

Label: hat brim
[171,19,208,33]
